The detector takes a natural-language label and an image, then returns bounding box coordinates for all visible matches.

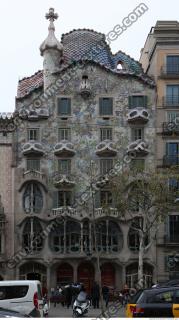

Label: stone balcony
[53,173,76,188]
[22,141,45,156]
[94,207,119,218]
[127,108,149,124]
[22,169,47,184]
[54,140,75,157]
[96,140,117,157]
[51,206,78,218]
[79,77,91,98]
[127,139,149,157]
[19,107,49,120]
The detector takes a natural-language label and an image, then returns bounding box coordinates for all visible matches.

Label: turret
[40,8,63,90]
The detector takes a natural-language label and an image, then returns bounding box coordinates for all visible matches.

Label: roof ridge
[18,70,43,83]
[61,28,106,41]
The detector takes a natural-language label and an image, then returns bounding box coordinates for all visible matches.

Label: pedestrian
[91,282,100,309]
[53,286,60,307]
[121,284,130,306]
[102,285,109,307]
[65,284,72,309]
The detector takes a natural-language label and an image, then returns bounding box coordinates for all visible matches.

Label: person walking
[65,285,72,309]
[91,282,100,309]
[102,285,109,308]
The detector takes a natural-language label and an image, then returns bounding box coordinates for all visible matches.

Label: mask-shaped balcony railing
[22,141,45,156]
[127,139,149,157]
[53,173,76,188]
[96,140,117,157]
[54,140,75,157]
[127,109,149,124]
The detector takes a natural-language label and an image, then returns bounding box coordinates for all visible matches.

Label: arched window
[23,183,43,213]
[96,220,123,253]
[51,222,64,253]
[66,221,81,253]
[22,218,43,253]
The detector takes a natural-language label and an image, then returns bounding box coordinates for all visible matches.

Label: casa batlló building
[0,9,156,292]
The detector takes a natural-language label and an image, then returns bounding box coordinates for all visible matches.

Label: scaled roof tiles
[17,29,154,99]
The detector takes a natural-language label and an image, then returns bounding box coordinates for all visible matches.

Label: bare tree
[110,169,175,288]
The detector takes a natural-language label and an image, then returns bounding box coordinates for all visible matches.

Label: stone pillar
[121,264,126,286]
[64,220,66,254]
[73,263,78,283]
[106,220,109,253]
[46,265,51,294]
[89,222,92,253]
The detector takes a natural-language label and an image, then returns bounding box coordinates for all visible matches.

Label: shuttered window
[128,96,148,109]
[99,98,113,115]
[57,98,71,115]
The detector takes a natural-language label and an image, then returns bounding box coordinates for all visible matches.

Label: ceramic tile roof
[17,29,154,99]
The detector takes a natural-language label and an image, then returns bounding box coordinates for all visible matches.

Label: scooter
[73,297,90,317]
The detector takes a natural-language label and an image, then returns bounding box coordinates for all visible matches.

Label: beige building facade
[140,21,179,282]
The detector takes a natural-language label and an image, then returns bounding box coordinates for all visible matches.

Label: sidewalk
[48,302,126,318]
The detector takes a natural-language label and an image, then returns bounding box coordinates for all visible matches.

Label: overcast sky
[0,0,179,112]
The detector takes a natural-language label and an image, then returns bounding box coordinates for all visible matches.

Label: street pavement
[48,302,126,318]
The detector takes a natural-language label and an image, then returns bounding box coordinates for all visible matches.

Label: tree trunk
[138,233,144,289]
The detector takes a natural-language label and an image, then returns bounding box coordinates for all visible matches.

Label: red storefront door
[101,263,115,287]
[57,263,73,286]
[77,263,94,294]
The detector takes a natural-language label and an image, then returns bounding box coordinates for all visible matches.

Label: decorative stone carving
[96,140,117,157]
[127,108,149,124]
[54,140,75,157]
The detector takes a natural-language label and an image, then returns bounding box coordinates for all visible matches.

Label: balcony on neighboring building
[164,234,179,245]
[163,122,179,135]
[22,141,45,156]
[127,109,149,124]
[127,140,149,157]
[96,140,117,157]
[160,65,179,79]
[54,140,75,157]
[51,206,78,218]
[163,96,179,108]
[163,155,179,167]
[53,173,76,188]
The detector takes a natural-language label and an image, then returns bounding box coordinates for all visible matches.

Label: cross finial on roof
[45,8,58,22]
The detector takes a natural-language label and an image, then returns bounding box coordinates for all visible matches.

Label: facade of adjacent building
[140,20,179,283]
[0,9,158,292]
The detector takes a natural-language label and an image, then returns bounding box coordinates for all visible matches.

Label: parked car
[0,280,44,317]
[0,307,30,317]
[127,286,179,317]
[125,289,143,317]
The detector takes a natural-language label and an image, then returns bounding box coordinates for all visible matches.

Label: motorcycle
[73,296,90,317]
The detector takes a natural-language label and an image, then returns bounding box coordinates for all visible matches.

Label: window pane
[58,159,71,174]
[27,159,40,171]
[168,112,179,122]
[0,286,29,300]
[100,191,113,205]
[28,129,39,141]
[132,128,144,141]
[129,96,147,109]
[58,128,70,141]
[100,159,113,174]
[57,98,71,115]
[167,85,179,105]
[100,128,112,141]
[58,191,72,206]
[99,98,113,115]
[167,56,179,73]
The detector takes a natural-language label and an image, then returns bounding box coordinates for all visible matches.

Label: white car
[0,280,44,317]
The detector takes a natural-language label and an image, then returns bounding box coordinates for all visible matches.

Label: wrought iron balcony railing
[161,65,179,77]
[163,96,179,107]
[163,155,179,166]
[163,122,179,135]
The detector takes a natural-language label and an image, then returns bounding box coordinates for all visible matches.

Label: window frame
[27,128,39,141]
[99,97,113,116]
[57,97,71,116]
[100,127,113,141]
[100,158,114,175]
[128,95,147,109]
[58,159,71,174]
[58,128,71,141]
[26,159,40,172]
[131,127,144,141]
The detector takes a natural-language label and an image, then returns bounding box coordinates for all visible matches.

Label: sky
[0,0,179,112]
